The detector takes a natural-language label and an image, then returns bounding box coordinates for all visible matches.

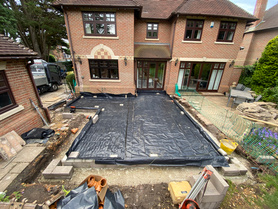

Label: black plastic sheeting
[67,92,228,167]
[57,182,124,209]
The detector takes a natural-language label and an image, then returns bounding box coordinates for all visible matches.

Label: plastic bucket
[220,139,238,155]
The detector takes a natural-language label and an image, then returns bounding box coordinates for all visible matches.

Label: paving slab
[0,173,18,192]
[12,146,45,163]
[3,131,24,152]
[222,164,241,176]
[10,163,29,174]
[42,159,61,176]
[0,162,17,180]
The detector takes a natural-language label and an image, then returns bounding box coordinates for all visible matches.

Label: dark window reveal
[217,22,237,42]
[83,12,116,36]
[184,20,204,41]
[0,71,17,114]
[147,23,158,38]
[89,60,119,79]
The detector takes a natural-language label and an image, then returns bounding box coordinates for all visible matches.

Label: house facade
[53,0,256,95]
[237,1,278,66]
[0,35,50,136]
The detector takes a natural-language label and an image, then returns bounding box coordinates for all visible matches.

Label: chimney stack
[253,0,268,26]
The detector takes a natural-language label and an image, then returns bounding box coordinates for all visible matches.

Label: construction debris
[237,102,278,122]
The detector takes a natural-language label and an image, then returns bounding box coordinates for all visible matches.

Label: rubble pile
[237,102,278,122]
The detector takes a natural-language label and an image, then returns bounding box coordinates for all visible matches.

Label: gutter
[26,60,51,123]
[63,6,79,86]
[170,19,177,56]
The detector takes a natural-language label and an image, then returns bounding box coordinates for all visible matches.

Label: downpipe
[26,60,51,123]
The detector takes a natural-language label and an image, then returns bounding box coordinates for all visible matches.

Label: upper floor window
[83,12,116,36]
[147,23,158,38]
[217,22,237,42]
[184,20,204,41]
[0,71,17,114]
[89,59,119,79]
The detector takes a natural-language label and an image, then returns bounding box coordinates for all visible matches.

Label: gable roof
[53,0,141,8]
[53,0,257,21]
[0,34,39,60]
[254,3,278,31]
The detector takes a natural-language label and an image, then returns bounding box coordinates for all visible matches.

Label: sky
[230,0,278,14]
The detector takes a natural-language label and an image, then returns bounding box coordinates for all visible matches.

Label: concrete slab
[10,163,29,174]
[0,173,18,192]
[222,164,240,176]
[0,163,17,180]
[13,146,45,163]
[62,113,73,119]
[256,155,276,164]
[3,131,24,152]
[42,159,61,176]
[0,137,17,160]
[44,166,73,179]
[230,158,248,175]
[68,152,79,159]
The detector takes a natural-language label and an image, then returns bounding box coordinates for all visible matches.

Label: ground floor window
[89,59,119,79]
[0,70,17,114]
[177,62,225,91]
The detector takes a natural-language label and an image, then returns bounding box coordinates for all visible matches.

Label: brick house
[0,35,50,136]
[53,0,256,94]
[237,1,278,66]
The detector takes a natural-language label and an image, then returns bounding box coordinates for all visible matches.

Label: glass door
[208,63,225,91]
[156,62,165,89]
[136,61,166,90]
[188,63,201,89]
[179,62,225,91]
[197,63,213,90]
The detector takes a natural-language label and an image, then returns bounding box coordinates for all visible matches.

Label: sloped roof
[136,0,183,19]
[254,4,278,31]
[134,43,171,59]
[0,34,39,60]
[53,0,141,7]
[175,0,256,21]
[53,0,257,21]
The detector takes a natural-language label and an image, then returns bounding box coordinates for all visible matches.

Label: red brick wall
[172,17,246,58]
[244,30,278,65]
[65,8,136,94]
[134,19,171,43]
[65,7,247,95]
[164,17,247,94]
[0,60,44,136]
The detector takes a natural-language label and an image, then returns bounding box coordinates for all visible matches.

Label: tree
[251,36,278,92]
[8,0,67,60]
[0,0,17,37]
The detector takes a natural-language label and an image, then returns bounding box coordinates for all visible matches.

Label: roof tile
[175,0,256,21]
[0,35,39,59]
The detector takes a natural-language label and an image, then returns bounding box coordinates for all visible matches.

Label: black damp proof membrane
[66,92,228,167]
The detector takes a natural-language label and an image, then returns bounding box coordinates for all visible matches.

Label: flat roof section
[66,92,228,167]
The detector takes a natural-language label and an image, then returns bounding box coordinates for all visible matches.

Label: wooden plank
[240,115,278,127]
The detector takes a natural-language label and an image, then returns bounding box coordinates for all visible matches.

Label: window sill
[0,105,24,121]
[83,36,119,40]
[89,79,121,82]
[182,40,202,44]
[145,38,159,41]
[214,41,234,45]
